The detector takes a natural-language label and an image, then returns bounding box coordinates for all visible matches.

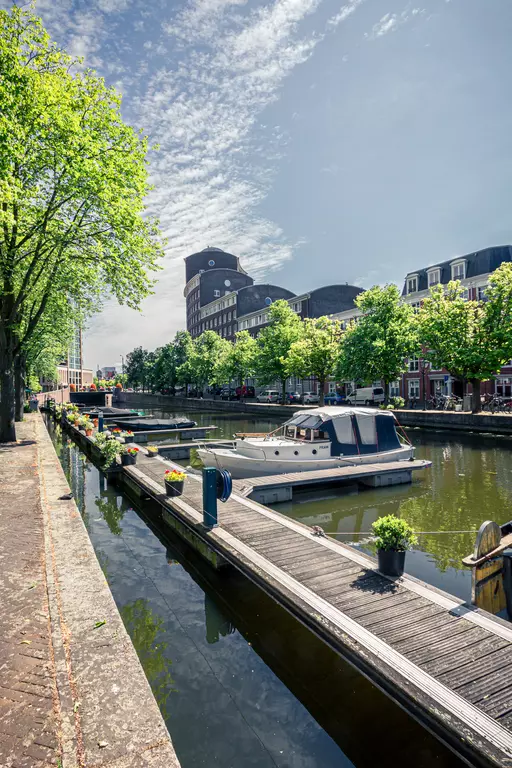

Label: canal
[48,409,511,767]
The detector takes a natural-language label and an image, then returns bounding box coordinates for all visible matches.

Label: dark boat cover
[82,407,139,417]
[113,418,197,431]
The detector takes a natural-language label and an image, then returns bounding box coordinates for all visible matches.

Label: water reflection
[120,598,177,719]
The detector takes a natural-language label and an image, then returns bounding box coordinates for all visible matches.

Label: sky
[6,0,512,369]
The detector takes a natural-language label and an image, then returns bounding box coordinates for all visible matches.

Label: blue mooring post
[203,467,218,529]
[98,410,104,433]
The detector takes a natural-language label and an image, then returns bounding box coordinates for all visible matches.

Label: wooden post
[470,521,507,615]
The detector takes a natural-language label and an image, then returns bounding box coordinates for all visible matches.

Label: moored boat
[111,417,197,432]
[197,407,414,479]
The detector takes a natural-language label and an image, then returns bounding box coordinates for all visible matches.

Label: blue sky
[7,0,512,368]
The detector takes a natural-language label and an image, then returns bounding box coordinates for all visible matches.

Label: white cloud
[365,5,425,40]
[328,0,365,29]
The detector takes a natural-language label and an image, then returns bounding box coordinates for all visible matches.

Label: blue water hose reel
[216,468,232,502]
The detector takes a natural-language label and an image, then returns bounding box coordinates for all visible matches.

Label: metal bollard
[203,467,218,529]
[98,411,104,433]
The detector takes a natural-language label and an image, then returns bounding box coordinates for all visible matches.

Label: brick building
[332,245,512,402]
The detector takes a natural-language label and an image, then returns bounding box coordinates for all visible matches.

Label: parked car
[236,385,256,399]
[221,387,238,400]
[345,386,385,406]
[285,391,302,404]
[301,391,320,404]
[257,390,280,403]
[324,391,345,405]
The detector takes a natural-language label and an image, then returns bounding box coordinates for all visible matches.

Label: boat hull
[197,445,414,479]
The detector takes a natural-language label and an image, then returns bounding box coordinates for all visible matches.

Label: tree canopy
[337,285,419,403]
[0,5,162,440]
[256,300,303,402]
[418,264,512,412]
[287,317,341,405]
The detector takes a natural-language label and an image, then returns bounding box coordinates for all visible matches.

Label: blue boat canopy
[288,407,403,456]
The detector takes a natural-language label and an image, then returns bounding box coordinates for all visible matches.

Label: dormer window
[451,260,466,281]
[407,274,418,294]
[428,268,440,287]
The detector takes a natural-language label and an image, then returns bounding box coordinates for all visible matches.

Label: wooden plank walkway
[122,450,512,768]
[234,459,431,501]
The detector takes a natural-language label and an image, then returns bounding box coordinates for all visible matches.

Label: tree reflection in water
[120,599,177,719]
[95,495,129,536]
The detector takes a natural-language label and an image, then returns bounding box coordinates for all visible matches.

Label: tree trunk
[0,362,16,442]
[470,379,482,414]
[319,379,325,407]
[15,356,26,422]
[384,380,390,405]
[281,379,286,405]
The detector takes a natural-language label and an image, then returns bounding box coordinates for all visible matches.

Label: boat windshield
[282,414,327,441]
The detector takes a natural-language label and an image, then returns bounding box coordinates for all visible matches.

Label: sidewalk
[0,415,180,768]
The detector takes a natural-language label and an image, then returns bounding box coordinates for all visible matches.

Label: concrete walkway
[0,414,180,768]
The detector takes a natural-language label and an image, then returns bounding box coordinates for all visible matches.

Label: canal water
[47,417,467,768]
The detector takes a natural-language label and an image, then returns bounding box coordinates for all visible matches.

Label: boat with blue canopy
[197,406,414,478]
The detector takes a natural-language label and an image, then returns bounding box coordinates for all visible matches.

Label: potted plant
[372,515,418,577]
[85,420,94,437]
[77,416,87,432]
[164,469,186,497]
[94,433,122,470]
[146,445,158,458]
[122,430,134,444]
[121,445,139,466]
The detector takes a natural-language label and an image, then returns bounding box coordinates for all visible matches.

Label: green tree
[180,331,231,392]
[337,285,419,404]
[418,264,512,412]
[0,6,162,441]
[255,300,303,403]
[214,330,257,395]
[287,317,342,406]
[125,347,149,391]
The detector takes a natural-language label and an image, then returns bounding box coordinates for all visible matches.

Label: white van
[346,387,385,406]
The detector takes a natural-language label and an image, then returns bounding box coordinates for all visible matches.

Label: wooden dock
[157,439,233,460]
[234,459,431,503]
[58,418,512,767]
[120,451,512,768]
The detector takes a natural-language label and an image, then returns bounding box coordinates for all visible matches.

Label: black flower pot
[165,480,184,497]
[124,435,134,444]
[377,549,406,577]
[121,453,137,466]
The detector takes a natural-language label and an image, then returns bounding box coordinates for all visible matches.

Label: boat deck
[122,449,512,768]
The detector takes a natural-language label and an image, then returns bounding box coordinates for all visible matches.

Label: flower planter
[85,429,93,437]
[121,453,137,466]
[124,435,134,444]
[377,549,406,577]
[146,450,158,459]
[165,480,184,497]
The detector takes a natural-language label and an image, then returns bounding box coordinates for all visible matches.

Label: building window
[291,301,302,313]
[407,276,418,294]
[462,288,469,301]
[410,301,421,312]
[390,380,400,398]
[496,378,512,397]
[408,356,419,372]
[451,261,466,280]
[408,379,420,399]
[214,317,218,326]
[478,286,488,301]
[428,269,440,287]
[214,289,220,298]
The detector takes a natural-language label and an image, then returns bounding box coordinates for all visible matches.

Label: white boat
[197,407,414,479]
